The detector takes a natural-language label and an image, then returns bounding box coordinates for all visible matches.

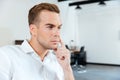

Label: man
[0,3,75,80]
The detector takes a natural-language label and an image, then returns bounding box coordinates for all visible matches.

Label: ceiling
[58,0,111,9]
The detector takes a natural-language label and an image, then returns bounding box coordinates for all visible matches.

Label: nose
[53,28,60,37]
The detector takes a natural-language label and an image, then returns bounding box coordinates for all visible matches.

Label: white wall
[0,0,57,46]
[77,1,120,64]
[58,1,81,48]
[0,0,120,64]
[58,0,120,64]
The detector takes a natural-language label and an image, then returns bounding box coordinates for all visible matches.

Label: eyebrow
[46,23,54,26]
[46,23,62,27]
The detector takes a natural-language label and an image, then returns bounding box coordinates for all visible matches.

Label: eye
[58,26,61,30]
[47,25,54,30]
[58,24,62,30]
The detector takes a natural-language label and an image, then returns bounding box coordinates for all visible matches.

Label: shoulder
[0,46,17,68]
[0,45,20,53]
[0,45,22,64]
[0,45,22,59]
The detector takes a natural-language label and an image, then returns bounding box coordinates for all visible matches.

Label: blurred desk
[70,49,80,65]
[69,49,80,54]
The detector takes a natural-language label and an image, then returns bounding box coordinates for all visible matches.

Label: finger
[59,38,65,48]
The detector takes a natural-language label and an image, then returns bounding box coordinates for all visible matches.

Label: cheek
[38,30,51,40]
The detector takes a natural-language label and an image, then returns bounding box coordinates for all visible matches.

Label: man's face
[30,10,62,50]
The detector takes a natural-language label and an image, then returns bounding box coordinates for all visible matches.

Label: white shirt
[0,40,64,80]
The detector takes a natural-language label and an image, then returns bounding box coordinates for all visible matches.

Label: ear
[29,24,37,36]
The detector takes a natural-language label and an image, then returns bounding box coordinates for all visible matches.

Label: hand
[54,39,75,80]
[54,39,70,69]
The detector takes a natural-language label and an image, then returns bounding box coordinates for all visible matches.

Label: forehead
[38,10,62,25]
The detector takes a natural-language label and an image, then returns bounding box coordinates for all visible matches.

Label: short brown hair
[28,3,60,25]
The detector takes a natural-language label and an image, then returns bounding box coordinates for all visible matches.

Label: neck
[29,39,49,61]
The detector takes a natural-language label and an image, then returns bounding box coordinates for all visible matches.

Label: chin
[51,45,57,49]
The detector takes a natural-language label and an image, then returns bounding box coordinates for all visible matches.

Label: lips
[51,41,59,43]
[51,40,60,44]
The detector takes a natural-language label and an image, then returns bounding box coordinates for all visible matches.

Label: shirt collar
[20,40,54,54]
[20,40,34,54]
[20,40,55,61]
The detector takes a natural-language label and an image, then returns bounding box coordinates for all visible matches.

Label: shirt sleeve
[0,49,12,80]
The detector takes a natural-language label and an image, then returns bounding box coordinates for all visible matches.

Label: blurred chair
[71,46,87,73]
[77,46,86,66]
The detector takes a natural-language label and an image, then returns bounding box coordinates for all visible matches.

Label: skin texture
[29,10,74,80]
